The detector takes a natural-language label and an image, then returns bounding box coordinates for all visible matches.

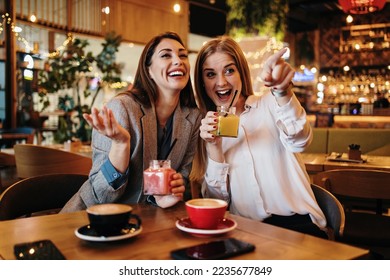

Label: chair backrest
[0,127,36,148]
[0,151,17,193]
[313,169,390,200]
[14,144,92,178]
[313,169,390,215]
[0,173,88,220]
[311,183,345,240]
[0,151,16,167]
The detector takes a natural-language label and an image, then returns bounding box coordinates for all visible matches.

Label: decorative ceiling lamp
[338,0,386,14]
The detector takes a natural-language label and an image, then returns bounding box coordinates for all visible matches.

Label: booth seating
[304,128,390,156]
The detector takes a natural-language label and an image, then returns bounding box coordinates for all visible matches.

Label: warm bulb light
[14,26,22,33]
[30,14,36,22]
[102,6,110,14]
[173,4,181,13]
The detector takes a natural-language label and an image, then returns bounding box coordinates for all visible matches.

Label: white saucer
[75,223,142,242]
[176,217,237,237]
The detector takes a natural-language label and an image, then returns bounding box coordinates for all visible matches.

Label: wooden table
[323,154,390,172]
[0,202,368,260]
[301,153,326,174]
[302,153,390,174]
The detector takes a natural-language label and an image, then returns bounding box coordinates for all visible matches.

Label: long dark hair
[129,31,197,108]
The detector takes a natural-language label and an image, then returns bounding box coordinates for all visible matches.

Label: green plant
[348,144,361,150]
[91,31,123,109]
[226,0,288,41]
[37,32,123,143]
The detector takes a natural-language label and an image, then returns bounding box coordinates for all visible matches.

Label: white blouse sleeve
[272,94,312,152]
[202,157,230,202]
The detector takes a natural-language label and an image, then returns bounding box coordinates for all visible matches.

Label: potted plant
[348,144,362,160]
[37,32,124,144]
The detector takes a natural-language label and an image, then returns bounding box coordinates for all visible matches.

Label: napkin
[154,195,181,208]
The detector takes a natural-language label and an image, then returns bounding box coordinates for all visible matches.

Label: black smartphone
[14,239,66,260]
[171,238,255,260]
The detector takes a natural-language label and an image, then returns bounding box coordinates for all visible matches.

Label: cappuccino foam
[187,199,227,208]
[87,204,132,215]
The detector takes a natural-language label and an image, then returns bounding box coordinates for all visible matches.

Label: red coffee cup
[185,198,228,229]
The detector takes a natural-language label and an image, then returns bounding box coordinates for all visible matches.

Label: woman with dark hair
[62,32,201,211]
[193,36,327,238]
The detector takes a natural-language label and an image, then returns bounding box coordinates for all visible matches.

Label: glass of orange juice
[212,106,239,138]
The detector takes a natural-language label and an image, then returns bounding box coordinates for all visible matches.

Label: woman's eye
[205,72,216,78]
[179,53,188,58]
[161,53,171,58]
[225,68,235,75]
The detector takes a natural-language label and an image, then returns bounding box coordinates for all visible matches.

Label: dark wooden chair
[0,173,88,221]
[14,144,92,179]
[0,151,17,193]
[313,169,390,259]
[0,127,36,148]
[311,183,345,241]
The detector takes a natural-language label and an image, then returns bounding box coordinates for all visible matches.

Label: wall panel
[108,0,188,45]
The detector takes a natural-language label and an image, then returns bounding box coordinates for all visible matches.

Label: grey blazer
[61,93,202,212]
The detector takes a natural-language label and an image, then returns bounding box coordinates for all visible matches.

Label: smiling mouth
[216,89,232,100]
[168,70,185,77]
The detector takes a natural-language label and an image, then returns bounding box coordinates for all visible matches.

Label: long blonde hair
[190,36,255,185]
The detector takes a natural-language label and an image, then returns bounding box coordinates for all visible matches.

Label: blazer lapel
[141,103,193,171]
[141,105,158,171]
[169,105,192,169]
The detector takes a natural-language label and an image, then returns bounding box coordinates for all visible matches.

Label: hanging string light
[1,13,73,58]
[1,13,33,51]
[47,33,73,58]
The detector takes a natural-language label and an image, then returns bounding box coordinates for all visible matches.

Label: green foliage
[37,32,124,143]
[38,37,94,95]
[349,144,361,150]
[226,0,288,41]
[96,31,123,84]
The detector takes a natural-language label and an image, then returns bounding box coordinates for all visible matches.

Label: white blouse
[202,92,326,229]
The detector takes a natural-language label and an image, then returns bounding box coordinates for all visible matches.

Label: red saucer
[176,217,237,237]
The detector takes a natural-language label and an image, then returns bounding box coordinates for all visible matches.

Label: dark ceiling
[188,0,350,36]
[287,0,344,33]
